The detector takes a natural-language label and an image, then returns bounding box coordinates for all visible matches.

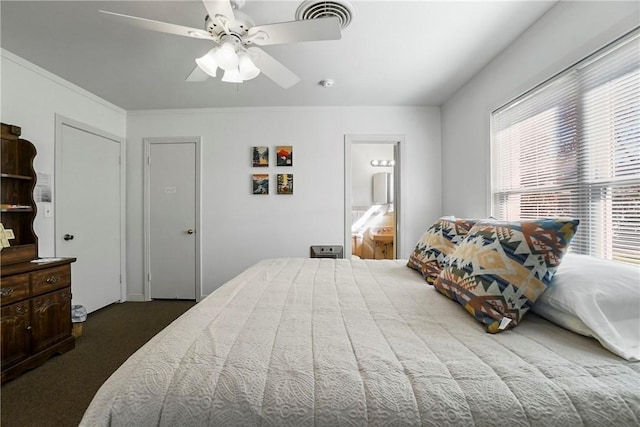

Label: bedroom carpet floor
[0,299,196,427]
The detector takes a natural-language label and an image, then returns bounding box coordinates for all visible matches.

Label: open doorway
[344,135,403,259]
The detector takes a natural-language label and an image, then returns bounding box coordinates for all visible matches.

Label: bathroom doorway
[344,135,403,259]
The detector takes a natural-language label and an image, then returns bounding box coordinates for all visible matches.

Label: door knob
[186,229,194,235]
[63,234,74,241]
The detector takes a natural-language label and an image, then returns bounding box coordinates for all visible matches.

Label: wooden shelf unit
[1,123,38,264]
[1,123,76,383]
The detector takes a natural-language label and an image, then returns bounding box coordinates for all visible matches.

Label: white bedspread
[81,258,640,426]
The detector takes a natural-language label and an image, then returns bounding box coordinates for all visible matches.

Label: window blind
[491,29,640,265]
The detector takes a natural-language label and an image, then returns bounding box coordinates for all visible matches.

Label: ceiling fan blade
[248,47,300,89]
[185,65,210,82]
[99,10,213,40]
[248,17,341,46]
[201,0,236,29]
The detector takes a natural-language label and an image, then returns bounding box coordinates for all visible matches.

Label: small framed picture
[252,174,269,194]
[252,146,269,167]
[276,146,292,166]
[277,174,293,194]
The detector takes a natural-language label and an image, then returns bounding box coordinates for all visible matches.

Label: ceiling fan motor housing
[219,33,243,49]
[205,9,255,42]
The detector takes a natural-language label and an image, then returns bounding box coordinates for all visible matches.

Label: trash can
[71,305,87,338]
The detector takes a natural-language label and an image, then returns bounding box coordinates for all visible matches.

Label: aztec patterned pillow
[407,216,477,284]
[434,218,580,333]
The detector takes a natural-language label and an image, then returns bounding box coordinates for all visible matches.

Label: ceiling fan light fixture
[195,49,219,77]
[222,68,243,83]
[215,41,240,71]
[238,53,260,80]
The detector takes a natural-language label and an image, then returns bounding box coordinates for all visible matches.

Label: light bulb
[214,42,239,71]
[222,68,243,83]
[195,49,218,77]
[238,53,260,80]
[370,160,380,166]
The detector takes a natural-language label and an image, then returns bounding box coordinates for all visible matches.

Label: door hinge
[147,272,151,282]
[147,156,151,165]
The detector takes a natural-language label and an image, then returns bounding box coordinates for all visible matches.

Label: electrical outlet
[43,203,53,218]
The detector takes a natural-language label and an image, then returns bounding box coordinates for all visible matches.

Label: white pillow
[532,253,640,361]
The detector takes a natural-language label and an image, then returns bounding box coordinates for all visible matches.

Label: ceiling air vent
[295,0,354,30]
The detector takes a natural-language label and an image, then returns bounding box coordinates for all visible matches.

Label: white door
[146,139,199,300]
[56,120,123,313]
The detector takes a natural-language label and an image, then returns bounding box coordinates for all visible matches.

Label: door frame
[143,137,202,302]
[54,114,126,304]
[344,134,405,259]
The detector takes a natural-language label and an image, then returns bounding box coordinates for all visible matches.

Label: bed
[81,256,640,426]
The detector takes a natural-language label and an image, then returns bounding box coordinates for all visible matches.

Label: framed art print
[276,146,292,166]
[252,146,269,167]
[277,174,293,194]
[252,174,269,194]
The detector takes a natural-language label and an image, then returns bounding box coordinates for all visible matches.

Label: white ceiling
[1,0,557,111]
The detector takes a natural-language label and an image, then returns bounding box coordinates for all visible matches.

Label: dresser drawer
[31,265,71,296]
[0,274,30,306]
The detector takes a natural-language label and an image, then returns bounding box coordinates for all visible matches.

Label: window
[491,30,639,265]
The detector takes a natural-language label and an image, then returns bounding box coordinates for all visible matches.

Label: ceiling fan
[100,0,342,89]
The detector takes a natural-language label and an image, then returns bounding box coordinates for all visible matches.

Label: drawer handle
[46,275,60,284]
[1,287,14,297]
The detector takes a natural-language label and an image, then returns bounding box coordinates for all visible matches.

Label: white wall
[351,143,394,207]
[127,106,440,297]
[440,1,639,218]
[0,50,127,256]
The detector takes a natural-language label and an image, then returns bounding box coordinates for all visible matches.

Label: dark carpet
[1,300,196,427]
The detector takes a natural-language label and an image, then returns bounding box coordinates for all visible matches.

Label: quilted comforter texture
[81,258,640,426]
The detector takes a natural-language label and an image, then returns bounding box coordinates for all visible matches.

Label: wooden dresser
[1,258,76,383]
[1,123,76,383]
